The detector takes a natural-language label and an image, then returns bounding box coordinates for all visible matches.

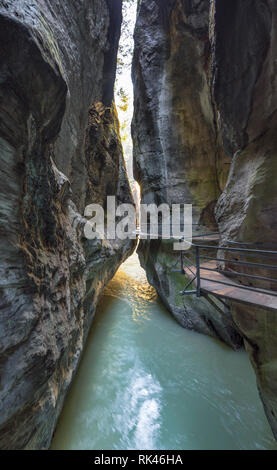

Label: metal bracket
[180,276,197,296]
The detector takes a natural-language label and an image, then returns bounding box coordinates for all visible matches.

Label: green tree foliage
[117,87,129,112]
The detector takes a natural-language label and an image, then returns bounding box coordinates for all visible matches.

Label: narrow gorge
[0,0,277,451]
[0,0,135,449]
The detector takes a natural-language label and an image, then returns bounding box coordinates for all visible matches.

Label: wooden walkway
[184,261,277,311]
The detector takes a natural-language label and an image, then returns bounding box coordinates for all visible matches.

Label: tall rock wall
[132,0,277,440]
[0,0,134,449]
[211,0,277,440]
[132,0,241,348]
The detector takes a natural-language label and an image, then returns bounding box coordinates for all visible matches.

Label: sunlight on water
[51,254,277,450]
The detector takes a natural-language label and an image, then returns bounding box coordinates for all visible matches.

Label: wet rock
[0,0,134,449]
[132,0,239,347]
[133,0,277,441]
[211,0,277,440]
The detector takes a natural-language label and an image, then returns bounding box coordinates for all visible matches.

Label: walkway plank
[184,261,277,311]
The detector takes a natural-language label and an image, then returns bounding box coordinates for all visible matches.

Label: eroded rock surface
[132,0,240,348]
[0,0,134,449]
[133,0,277,441]
[211,0,277,439]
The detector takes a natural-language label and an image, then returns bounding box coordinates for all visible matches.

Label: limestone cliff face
[132,0,241,348]
[212,0,276,248]
[133,0,229,211]
[133,0,277,440]
[0,0,134,449]
[211,0,277,440]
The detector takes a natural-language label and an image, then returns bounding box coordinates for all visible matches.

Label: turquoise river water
[51,253,277,450]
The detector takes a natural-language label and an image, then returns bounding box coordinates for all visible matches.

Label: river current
[51,254,276,450]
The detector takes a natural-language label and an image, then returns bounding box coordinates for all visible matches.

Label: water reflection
[105,261,156,324]
[51,254,277,450]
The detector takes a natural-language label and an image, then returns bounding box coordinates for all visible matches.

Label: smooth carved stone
[212,0,277,440]
[132,0,240,347]
[133,0,277,441]
[0,0,134,450]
